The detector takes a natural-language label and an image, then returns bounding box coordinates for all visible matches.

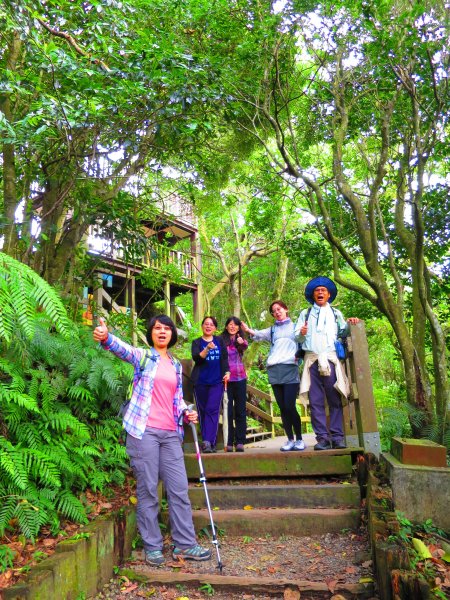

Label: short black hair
[147,314,178,348]
[201,315,218,328]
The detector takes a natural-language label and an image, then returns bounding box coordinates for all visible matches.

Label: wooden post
[347,321,381,457]
[270,395,275,438]
[93,273,104,318]
[191,232,203,321]
[127,275,137,346]
[342,340,359,446]
[164,280,171,316]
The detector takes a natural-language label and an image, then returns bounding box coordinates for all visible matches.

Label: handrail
[246,383,310,438]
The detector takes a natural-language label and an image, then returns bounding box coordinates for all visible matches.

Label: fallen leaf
[283,587,300,600]
[361,560,372,568]
[42,539,56,547]
[413,538,432,559]
[325,579,338,593]
[345,566,357,574]
[246,565,258,571]
[121,583,138,593]
[260,554,275,562]
[129,496,138,505]
[359,576,374,583]
[267,566,278,574]
[243,505,253,510]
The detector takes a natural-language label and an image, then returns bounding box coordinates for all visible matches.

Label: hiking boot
[332,440,346,449]
[314,439,332,451]
[236,444,245,452]
[202,441,213,453]
[172,544,212,561]
[225,445,234,452]
[293,439,306,451]
[280,439,295,452]
[145,550,165,566]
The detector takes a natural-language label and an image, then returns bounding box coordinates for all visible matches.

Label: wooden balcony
[87,230,197,285]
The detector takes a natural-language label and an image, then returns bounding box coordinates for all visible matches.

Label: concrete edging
[3,507,137,600]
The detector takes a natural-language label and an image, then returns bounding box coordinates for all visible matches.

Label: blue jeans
[126,427,197,552]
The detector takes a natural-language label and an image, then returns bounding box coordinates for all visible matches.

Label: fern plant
[0,258,134,541]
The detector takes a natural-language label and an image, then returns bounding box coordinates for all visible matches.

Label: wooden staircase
[184,448,361,538]
[138,444,377,598]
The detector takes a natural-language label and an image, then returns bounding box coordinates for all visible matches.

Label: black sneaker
[332,440,346,449]
[202,441,213,453]
[314,440,332,451]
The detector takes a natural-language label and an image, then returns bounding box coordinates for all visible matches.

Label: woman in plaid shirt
[93,315,211,566]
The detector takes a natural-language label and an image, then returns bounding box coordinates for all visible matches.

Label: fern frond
[0,252,72,343]
[47,444,87,482]
[42,413,90,440]
[23,449,61,488]
[0,439,28,490]
[0,494,18,536]
[0,388,40,412]
[14,498,47,543]
[55,490,88,524]
[12,423,43,449]
[88,471,108,492]
[67,385,95,404]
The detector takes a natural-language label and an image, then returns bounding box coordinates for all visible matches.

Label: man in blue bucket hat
[294,277,359,450]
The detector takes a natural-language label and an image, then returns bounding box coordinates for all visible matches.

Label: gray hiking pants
[126,427,197,552]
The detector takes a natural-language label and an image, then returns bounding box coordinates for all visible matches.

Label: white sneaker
[293,439,306,451]
[280,439,295,452]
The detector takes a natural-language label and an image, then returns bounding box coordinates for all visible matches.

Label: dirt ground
[93,530,377,600]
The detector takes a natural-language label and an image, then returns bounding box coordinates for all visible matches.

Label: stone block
[391,437,447,467]
[382,453,450,532]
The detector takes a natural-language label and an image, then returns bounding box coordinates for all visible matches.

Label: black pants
[226,379,247,445]
[271,383,302,440]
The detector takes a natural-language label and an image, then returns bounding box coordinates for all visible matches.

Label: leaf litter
[93,530,378,600]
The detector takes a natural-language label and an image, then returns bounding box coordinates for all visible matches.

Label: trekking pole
[184,404,223,573]
[222,382,229,449]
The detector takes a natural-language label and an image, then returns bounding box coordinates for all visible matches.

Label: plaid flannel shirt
[102,334,187,440]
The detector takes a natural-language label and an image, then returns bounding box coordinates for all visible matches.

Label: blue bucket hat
[305,276,338,304]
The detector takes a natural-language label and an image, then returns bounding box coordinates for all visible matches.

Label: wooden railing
[143,246,195,282]
[87,227,196,284]
[246,385,311,438]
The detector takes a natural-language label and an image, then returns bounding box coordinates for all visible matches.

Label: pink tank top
[146,356,177,431]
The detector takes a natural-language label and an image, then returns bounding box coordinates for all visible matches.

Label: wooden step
[162,507,360,537]
[188,482,360,509]
[132,569,375,599]
[184,450,354,480]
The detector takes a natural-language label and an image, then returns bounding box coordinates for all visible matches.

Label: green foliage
[0,544,15,573]
[0,253,73,344]
[199,582,215,596]
[0,265,133,540]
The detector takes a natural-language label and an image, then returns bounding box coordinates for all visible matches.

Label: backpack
[297,306,348,360]
[118,349,153,418]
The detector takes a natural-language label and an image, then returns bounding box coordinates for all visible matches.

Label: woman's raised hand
[93,317,109,342]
